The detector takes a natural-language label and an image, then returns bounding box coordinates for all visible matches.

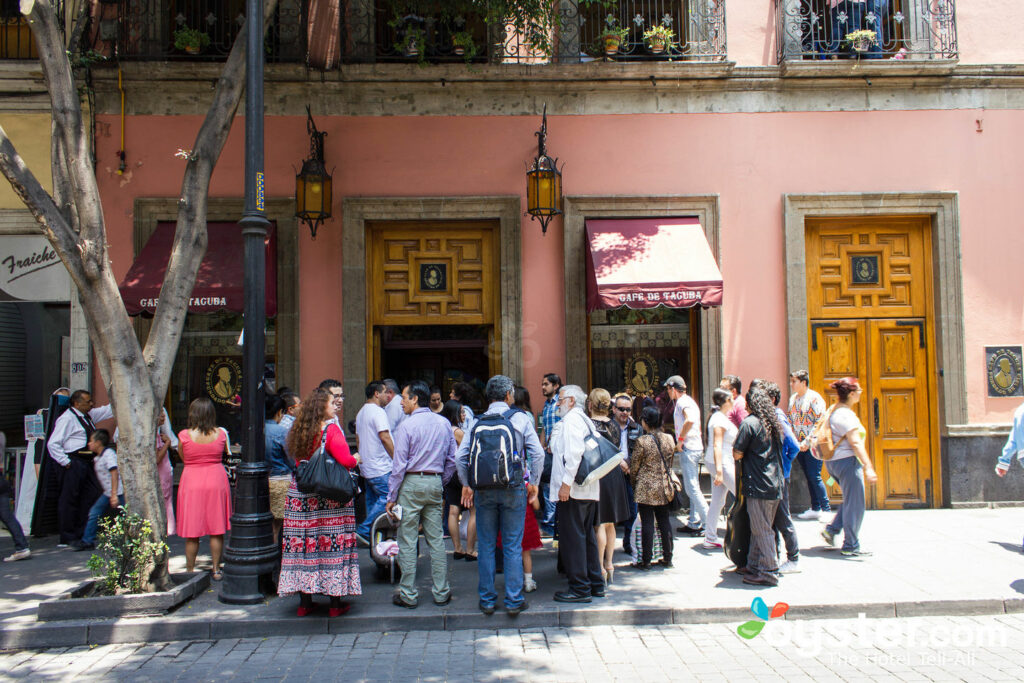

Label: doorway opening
[377,325,490,408]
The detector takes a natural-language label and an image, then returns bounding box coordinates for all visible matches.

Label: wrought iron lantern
[295,106,332,239]
[526,105,562,235]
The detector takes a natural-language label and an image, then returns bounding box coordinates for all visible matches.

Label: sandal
[211,569,223,581]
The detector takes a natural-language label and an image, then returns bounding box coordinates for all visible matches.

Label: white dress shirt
[385,394,406,432]
[549,406,600,502]
[46,404,114,466]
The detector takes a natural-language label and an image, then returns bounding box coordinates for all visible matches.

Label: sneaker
[778,560,801,574]
[523,577,538,593]
[3,548,31,562]
[820,527,836,547]
[702,540,723,549]
[796,509,821,521]
[354,533,370,548]
[841,548,872,558]
[676,524,703,535]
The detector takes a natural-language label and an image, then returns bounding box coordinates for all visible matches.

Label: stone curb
[37,572,210,622]
[1,597,1021,650]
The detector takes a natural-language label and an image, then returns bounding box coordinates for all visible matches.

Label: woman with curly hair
[821,377,877,557]
[732,386,785,586]
[279,387,361,617]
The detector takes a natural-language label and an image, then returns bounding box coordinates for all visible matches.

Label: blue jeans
[825,457,865,552]
[82,493,125,545]
[680,449,708,528]
[358,473,390,538]
[796,449,831,512]
[474,485,527,609]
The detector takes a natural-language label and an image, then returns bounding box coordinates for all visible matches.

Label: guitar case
[723,458,750,568]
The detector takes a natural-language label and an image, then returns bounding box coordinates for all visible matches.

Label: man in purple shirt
[386,380,457,609]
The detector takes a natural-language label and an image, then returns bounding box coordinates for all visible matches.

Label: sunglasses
[614,406,631,412]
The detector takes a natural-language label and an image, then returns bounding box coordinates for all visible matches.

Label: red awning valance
[119,222,277,316]
[585,218,723,312]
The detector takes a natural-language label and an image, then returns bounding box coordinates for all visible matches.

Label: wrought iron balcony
[776,0,957,62]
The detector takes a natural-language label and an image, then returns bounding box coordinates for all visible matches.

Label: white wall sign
[0,236,71,302]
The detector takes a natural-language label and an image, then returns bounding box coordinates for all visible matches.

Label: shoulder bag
[574,418,626,487]
[653,434,686,511]
[296,426,357,505]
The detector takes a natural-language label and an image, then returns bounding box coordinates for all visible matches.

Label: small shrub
[86,510,169,596]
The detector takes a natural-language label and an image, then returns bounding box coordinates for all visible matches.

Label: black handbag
[574,419,626,486]
[295,426,357,505]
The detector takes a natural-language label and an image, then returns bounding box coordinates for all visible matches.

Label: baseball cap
[663,375,686,390]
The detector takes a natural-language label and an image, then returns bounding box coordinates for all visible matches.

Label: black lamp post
[526,104,562,235]
[295,106,332,239]
[219,0,277,604]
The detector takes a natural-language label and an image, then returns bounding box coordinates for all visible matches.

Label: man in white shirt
[383,378,406,433]
[665,376,708,535]
[550,385,604,603]
[46,390,113,546]
[355,381,395,545]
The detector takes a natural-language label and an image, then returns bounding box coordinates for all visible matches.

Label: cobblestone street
[2,614,1023,682]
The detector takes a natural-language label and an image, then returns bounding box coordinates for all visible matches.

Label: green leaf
[736,620,765,639]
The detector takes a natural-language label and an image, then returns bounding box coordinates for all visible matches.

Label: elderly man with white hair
[549,384,604,603]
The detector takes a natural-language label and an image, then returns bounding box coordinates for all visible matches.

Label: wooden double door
[806,217,939,509]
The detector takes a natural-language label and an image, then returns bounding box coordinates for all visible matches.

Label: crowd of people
[16,364,1017,615]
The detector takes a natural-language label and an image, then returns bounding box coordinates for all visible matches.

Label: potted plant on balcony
[597,14,628,56]
[642,22,674,55]
[844,29,878,55]
[173,26,210,55]
[451,31,476,59]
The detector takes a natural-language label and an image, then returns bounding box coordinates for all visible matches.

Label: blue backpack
[467,409,525,489]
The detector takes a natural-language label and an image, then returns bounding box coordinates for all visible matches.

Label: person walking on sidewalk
[995,399,1024,551]
[550,385,605,603]
[0,458,30,562]
[665,376,707,536]
[764,381,802,574]
[75,429,124,551]
[703,388,737,550]
[820,377,878,558]
[387,381,457,609]
[732,386,786,586]
[355,381,394,547]
[788,370,831,521]
[456,375,543,615]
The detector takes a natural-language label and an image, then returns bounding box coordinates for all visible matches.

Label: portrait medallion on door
[419,263,447,292]
[850,255,880,285]
[205,357,242,405]
[624,351,660,397]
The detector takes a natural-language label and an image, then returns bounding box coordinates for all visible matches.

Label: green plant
[642,23,675,48]
[844,29,878,51]
[173,26,211,53]
[451,31,477,59]
[597,13,628,53]
[86,511,169,596]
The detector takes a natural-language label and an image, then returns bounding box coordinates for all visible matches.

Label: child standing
[75,429,125,550]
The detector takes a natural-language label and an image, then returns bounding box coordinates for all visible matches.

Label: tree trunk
[0,0,278,592]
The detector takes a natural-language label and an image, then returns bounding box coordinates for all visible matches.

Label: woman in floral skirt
[279,387,361,617]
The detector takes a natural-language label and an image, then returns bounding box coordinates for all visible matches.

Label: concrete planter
[37,571,210,622]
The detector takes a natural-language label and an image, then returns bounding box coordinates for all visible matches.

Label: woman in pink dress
[279,387,361,617]
[176,397,232,580]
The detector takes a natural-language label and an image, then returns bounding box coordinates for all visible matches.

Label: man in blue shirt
[456,375,544,616]
[538,372,562,536]
[996,401,1024,551]
[265,394,294,545]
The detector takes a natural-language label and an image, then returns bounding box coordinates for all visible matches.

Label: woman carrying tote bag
[279,387,361,618]
[628,406,677,570]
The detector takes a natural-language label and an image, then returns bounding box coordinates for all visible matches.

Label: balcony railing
[776,0,957,62]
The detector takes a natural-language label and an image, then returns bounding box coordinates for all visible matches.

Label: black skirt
[598,466,633,525]
[445,476,467,511]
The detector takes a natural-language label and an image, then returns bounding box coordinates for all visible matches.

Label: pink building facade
[67,0,1024,508]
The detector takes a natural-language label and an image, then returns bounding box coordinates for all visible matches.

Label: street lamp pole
[220,0,277,604]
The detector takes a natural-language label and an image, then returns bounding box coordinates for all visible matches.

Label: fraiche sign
[0,236,70,302]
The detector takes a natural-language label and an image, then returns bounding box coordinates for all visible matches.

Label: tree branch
[0,124,89,287]
[144,0,280,401]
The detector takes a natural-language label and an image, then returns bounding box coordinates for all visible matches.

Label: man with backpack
[455,375,544,616]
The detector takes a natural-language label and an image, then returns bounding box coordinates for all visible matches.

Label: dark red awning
[585,218,723,312]
[119,221,277,316]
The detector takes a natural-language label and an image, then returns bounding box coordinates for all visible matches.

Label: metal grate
[775,0,957,62]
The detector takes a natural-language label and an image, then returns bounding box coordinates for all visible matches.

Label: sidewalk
[2,507,1023,649]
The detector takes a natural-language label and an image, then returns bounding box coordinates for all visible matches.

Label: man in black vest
[46,390,113,547]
